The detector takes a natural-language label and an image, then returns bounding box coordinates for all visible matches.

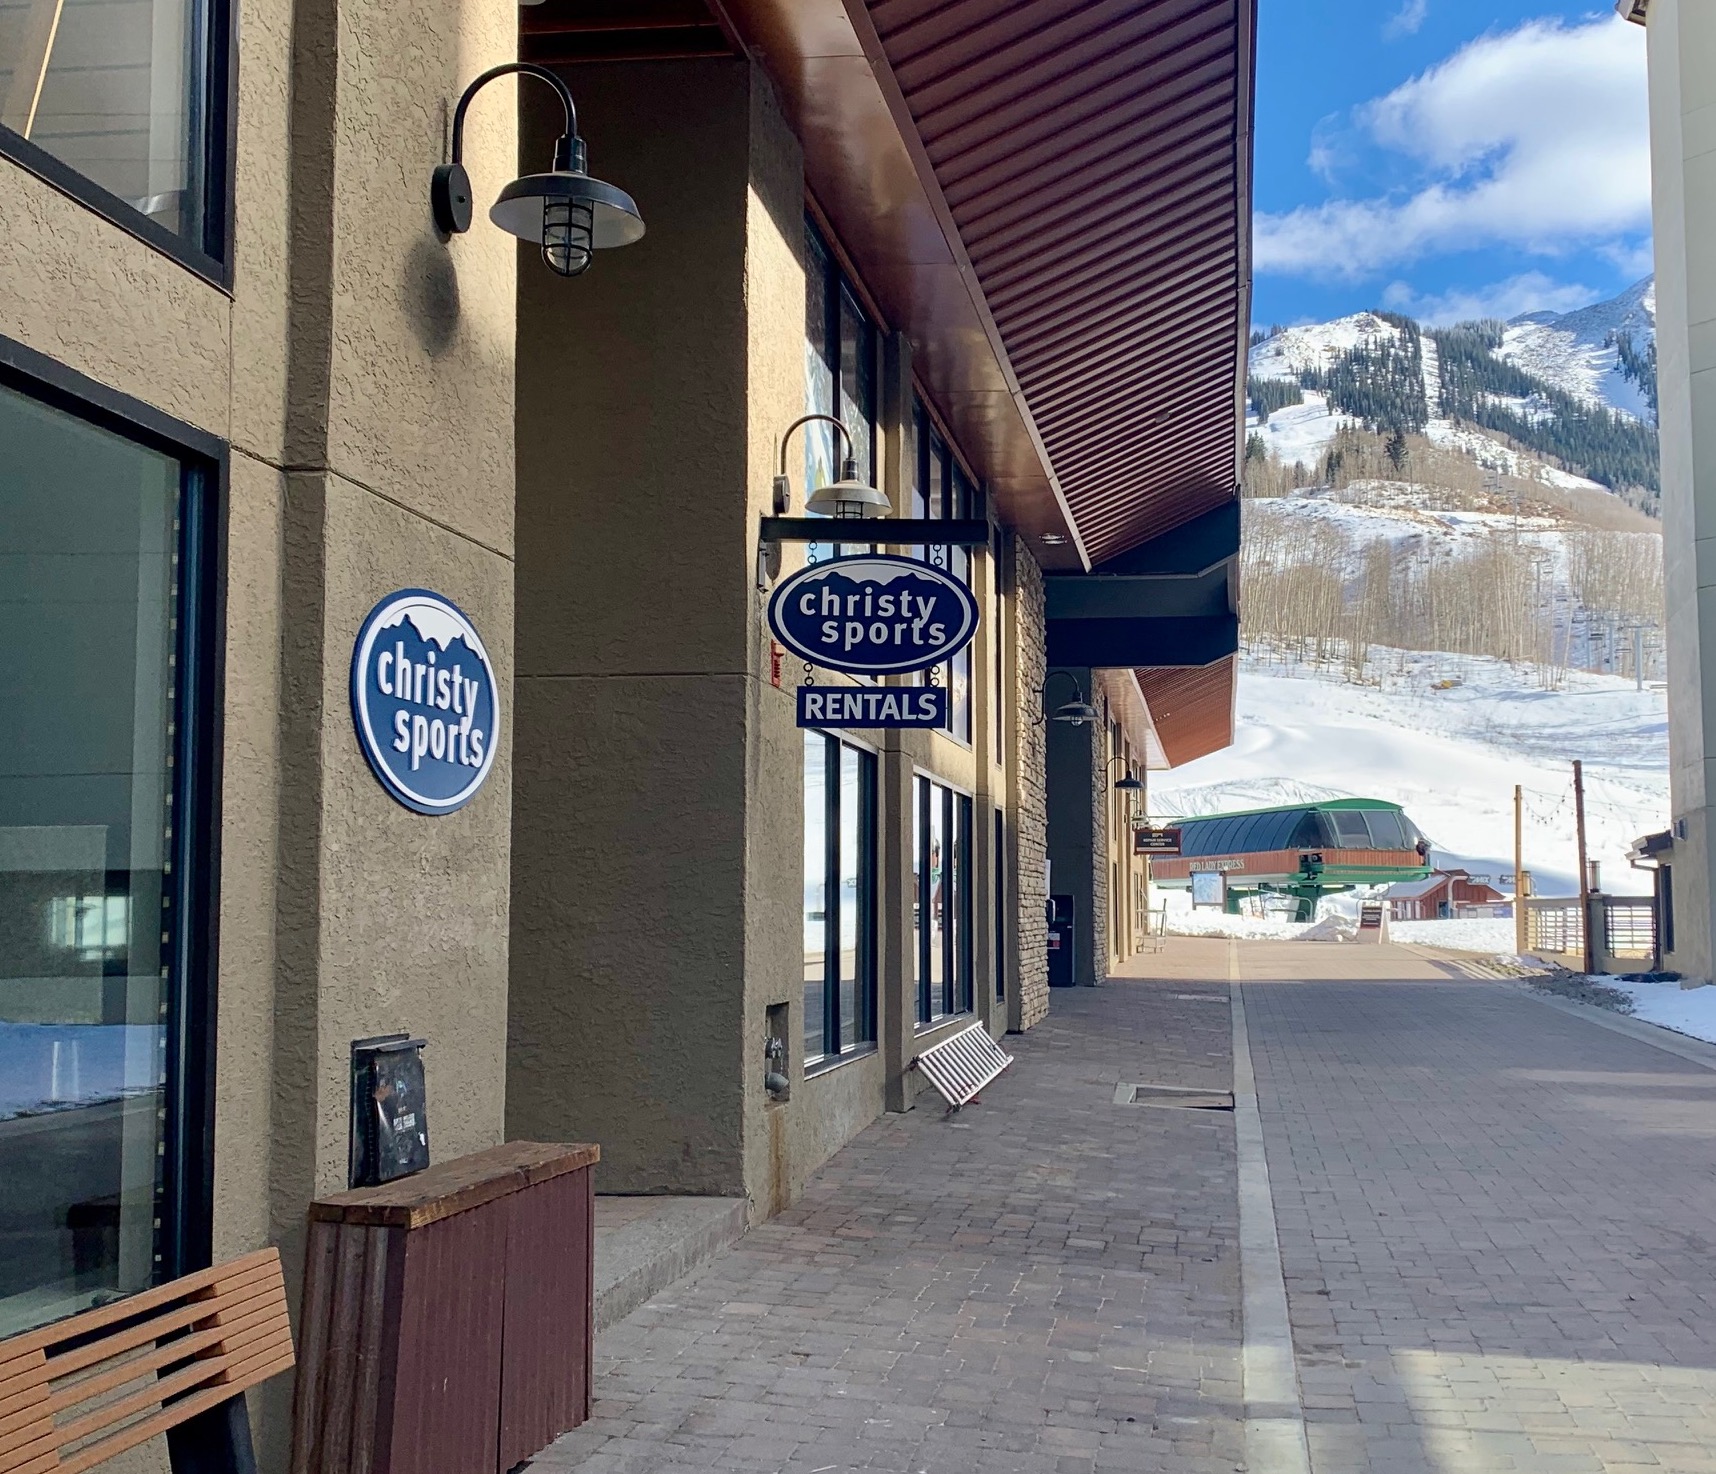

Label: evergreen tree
[1385,426,1408,473]
[1612,331,1659,424]
[1247,378,1303,423]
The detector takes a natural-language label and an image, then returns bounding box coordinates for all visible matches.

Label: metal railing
[1524,898,1584,957]
[1600,897,1656,961]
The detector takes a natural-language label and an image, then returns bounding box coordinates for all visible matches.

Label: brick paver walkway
[532,940,1716,1474]
[1240,945,1716,1474]
[531,961,1244,1474]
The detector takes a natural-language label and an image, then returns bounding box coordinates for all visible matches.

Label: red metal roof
[867,0,1255,565]
[1134,655,1236,768]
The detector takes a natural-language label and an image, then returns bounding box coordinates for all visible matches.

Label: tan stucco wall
[1,0,518,1466]
[509,57,779,1201]
[507,54,1042,1214]
[1647,0,1716,981]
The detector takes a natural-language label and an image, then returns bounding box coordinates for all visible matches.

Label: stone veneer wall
[1012,537,1050,1028]
[1089,685,1111,986]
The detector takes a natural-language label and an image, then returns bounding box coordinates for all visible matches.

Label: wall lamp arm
[776,414,854,482]
[450,63,580,172]
[1037,669,1097,726]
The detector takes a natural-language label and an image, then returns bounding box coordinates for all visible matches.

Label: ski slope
[1153,649,1668,897]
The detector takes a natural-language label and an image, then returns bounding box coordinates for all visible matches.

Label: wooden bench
[0,1248,294,1474]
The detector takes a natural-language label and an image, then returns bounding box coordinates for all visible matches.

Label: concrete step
[593,1195,748,1333]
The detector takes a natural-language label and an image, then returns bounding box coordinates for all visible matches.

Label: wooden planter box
[290,1141,599,1474]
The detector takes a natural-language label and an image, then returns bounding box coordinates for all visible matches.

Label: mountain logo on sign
[350,589,500,815]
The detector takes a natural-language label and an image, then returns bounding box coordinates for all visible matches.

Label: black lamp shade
[490,172,645,249]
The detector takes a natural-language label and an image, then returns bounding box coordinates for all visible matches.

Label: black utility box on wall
[350,1034,431,1188]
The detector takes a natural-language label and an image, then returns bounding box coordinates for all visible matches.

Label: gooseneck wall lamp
[1105,755,1144,798]
[1039,670,1099,727]
[431,63,644,277]
[772,414,891,520]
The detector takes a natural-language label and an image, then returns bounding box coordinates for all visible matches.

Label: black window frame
[910,400,982,745]
[803,730,878,1069]
[0,329,226,1293]
[915,774,974,1026]
[803,216,878,562]
[0,0,237,286]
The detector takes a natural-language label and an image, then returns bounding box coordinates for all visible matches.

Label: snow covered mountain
[1178,279,1671,921]
[1246,278,1659,504]
[1500,277,1656,422]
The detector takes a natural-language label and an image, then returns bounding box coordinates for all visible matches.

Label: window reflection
[915,776,973,1025]
[0,0,217,250]
[803,732,876,1065]
[910,404,976,742]
[802,732,827,1063]
[803,219,877,569]
[0,383,183,1336]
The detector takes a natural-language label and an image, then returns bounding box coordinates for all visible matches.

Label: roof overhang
[708,0,1257,571]
[1043,500,1238,738]
[1134,656,1238,768]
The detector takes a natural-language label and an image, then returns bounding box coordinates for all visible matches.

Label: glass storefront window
[801,732,827,1063]
[803,218,877,567]
[915,776,973,1024]
[0,0,225,258]
[911,404,977,743]
[803,732,875,1065]
[0,377,209,1337]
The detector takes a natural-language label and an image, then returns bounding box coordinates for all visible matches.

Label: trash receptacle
[1048,894,1077,987]
[292,1140,599,1474]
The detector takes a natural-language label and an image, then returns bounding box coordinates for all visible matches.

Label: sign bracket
[759,517,990,546]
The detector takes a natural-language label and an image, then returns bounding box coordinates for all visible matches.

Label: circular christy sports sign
[350,589,500,815]
[767,555,979,676]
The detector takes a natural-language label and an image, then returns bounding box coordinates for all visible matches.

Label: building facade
[0,0,1253,1466]
[1630,0,1715,982]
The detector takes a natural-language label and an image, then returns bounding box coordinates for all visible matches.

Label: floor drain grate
[1112,1083,1235,1110]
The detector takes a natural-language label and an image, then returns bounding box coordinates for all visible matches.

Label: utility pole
[1573,760,1593,974]
[1514,784,1527,955]
[1633,625,1644,692]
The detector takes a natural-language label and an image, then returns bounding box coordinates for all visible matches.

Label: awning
[1134,657,1237,768]
[531,0,1256,571]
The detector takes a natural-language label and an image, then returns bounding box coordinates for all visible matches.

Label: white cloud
[1384,0,1428,40]
[1256,16,1649,281]
[1380,272,1602,325]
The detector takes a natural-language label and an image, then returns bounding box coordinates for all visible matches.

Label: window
[992,529,1005,767]
[915,775,973,1024]
[1330,810,1373,847]
[803,732,876,1065]
[0,367,218,1337]
[994,810,1006,1003]
[1365,811,1407,850]
[910,402,978,743]
[804,219,878,564]
[0,0,229,270]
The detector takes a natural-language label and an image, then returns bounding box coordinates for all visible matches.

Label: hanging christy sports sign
[351,589,500,815]
[768,555,978,677]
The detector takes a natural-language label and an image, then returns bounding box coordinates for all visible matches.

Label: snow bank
[1164,911,1301,941]
[1389,917,1519,953]
[1605,977,1716,1046]
[1162,910,1356,943]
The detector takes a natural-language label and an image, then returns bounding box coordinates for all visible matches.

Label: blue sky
[1252,2,1652,328]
